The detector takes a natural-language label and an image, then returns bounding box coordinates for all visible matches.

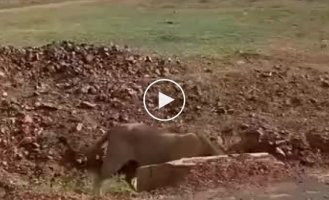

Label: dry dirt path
[0,0,100,13]
[203,178,329,200]
[135,170,329,200]
[144,178,329,200]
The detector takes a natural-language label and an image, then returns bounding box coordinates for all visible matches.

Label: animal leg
[94,156,129,195]
[92,173,102,196]
[125,172,137,191]
[120,160,138,191]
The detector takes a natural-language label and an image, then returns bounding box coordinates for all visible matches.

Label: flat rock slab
[136,152,282,192]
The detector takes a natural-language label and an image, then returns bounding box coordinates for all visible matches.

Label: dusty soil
[0,41,329,199]
[0,0,90,10]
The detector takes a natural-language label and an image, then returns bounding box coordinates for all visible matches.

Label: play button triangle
[158,92,175,109]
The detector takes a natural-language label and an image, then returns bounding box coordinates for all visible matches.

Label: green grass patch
[30,173,132,195]
[0,0,329,57]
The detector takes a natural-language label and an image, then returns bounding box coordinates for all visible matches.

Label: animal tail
[87,131,109,157]
[58,136,76,154]
[57,136,81,167]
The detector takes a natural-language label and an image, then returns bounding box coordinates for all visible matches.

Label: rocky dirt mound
[0,41,183,171]
[0,41,186,198]
[180,54,329,166]
[0,42,329,199]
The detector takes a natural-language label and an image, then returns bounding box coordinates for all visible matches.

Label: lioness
[88,123,224,194]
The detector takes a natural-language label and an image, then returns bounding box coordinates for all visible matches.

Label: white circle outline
[143,79,186,122]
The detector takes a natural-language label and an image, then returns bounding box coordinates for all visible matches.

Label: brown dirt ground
[0,0,91,10]
[0,41,329,199]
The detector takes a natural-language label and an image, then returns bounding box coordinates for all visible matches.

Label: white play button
[158,92,174,109]
[143,78,186,122]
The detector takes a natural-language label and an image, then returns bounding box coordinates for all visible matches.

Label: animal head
[196,133,227,155]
